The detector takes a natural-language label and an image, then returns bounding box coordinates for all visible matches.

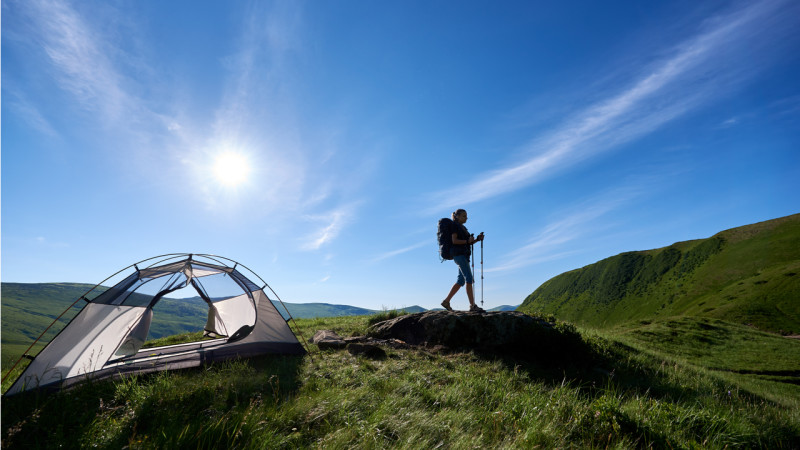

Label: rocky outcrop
[313,311,590,364]
[367,310,587,361]
[368,310,549,348]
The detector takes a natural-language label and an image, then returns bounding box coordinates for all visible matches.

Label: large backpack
[437,218,454,261]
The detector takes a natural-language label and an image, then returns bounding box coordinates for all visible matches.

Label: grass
[3,313,799,449]
[601,317,800,408]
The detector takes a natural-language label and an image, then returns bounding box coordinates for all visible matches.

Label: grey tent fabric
[5,254,306,396]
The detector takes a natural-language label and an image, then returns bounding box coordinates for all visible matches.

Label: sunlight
[212,152,251,188]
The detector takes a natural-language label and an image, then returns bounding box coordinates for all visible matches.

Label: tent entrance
[142,285,215,345]
[110,267,259,361]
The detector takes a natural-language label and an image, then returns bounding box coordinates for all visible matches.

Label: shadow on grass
[2,354,305,449]
[475,324,741,404]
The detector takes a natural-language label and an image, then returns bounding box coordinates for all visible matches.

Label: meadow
[2,313,798,449]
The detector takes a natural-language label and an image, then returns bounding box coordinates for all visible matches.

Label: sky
[2,0,799,311]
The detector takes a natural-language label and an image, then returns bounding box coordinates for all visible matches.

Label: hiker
[441,209,485,313]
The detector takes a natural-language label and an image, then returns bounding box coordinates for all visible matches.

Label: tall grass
[3,313,799,448]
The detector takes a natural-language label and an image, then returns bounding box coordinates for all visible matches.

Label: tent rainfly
[4,254,307,396]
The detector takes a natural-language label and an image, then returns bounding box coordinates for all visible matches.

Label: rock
[311,330,347,350]
[310,329,341,343]
[347,343,386,359]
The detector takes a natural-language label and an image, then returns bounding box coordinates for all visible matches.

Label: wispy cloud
[7,0,180,155]
[768,95,800,119]
[212,2,304,140]
[3,87,60,138]
[427,0,796,213]
[488,186,643,273]
[370,241,429,263]
[19,0,132,118]
[301,203,360,251]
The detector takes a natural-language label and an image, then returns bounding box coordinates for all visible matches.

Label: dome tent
[4,254,307,396]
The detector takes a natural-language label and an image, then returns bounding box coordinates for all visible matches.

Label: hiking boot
[469,304,485,313]
[441,300,453,311]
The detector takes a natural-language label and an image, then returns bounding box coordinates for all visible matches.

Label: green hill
[0,283,98,366]
[519,213,800,334]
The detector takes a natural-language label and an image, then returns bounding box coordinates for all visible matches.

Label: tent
[4,254,308,396]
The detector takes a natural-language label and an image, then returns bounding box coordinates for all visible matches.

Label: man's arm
[453,232,483,245]
[452,232,469,245]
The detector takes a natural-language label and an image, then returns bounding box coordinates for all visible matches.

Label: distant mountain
[272,302,424,319]
[519,213,800,335]
[489,305,519,312]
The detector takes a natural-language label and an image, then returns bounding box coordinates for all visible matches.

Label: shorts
[453,254,474,286]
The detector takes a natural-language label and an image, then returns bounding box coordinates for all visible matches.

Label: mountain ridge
[519,213,800,334]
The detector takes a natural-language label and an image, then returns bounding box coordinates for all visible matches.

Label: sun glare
[212,152,251,188]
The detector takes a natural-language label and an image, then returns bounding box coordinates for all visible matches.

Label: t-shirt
[451,222,471,258]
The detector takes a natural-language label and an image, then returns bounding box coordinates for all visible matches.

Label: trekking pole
[480,239,484,307]
[470,238,476,304]
[471,241,475,286]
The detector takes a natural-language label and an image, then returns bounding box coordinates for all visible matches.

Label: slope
[518,213,800,333]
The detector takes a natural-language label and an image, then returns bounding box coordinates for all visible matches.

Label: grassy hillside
[519,213,800,333]
[0,283,97,367]
[2,314,798,448]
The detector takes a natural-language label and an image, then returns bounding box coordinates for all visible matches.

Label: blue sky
[2,0,799,311]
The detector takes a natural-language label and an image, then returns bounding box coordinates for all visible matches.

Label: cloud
[427,0,796,213]
[488,186,642,273]
[768,95,800,119]
[3,87,60,138]
[370,241,429,263]
[8,0,180,160]
[300,204,360,251]
[19,0,132,118]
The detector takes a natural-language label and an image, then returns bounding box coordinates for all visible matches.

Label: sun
[212,152,251,188]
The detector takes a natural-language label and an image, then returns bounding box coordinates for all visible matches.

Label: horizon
[3,0,799,311]
[0,279,519,312]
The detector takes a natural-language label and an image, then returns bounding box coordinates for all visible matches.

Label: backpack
[437,218,454,261]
